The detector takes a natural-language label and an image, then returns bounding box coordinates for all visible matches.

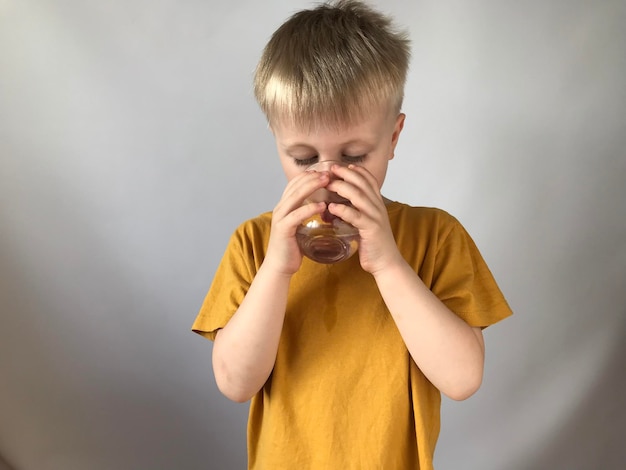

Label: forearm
[212,263,291,402]
[373,259,485,400]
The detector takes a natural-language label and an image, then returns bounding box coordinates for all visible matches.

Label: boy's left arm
[372,261,486,401]
[329,164,486,401]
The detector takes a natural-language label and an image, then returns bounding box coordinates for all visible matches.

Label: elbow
[213,365,258,403]
[213,356,261,403]
[211,331,272,403]
[214,369,258,403]
[446,339,485,401]
[446,382,481,401]
[217,382,254,403]
[444,368,484,401]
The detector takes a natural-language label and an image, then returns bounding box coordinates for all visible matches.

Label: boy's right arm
[212,263,291,403]
[211,170,329,402]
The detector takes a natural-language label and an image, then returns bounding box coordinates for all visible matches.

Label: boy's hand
[265,170,329,276]
[326,164,403,274]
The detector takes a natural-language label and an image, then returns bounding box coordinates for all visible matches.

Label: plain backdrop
[1,1,625,469]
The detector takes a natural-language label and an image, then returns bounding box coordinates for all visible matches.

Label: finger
[346,164,382,193]
[281,170,328,202]
[327,201,362,227]
[327,174,380,216]
[329,163,378,188]
[274,171,329,219]
[329,164,382,204]
[275,201,327,235]
[328,197,390,236]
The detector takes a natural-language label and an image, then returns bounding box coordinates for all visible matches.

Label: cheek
[279,157,297,181]
[375,170,387,189]
[281,163,304,182]
[367,163,388,189]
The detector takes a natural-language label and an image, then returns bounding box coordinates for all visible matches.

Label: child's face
[271,110,405,189]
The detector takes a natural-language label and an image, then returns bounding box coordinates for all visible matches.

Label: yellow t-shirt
[192,202,512,469]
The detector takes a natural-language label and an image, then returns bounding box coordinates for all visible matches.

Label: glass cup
[296,161,360,264]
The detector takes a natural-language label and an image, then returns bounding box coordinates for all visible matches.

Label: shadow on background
[524,321,626,469]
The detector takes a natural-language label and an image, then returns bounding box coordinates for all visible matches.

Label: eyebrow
[283,139,372,153]
[283,143,314,152]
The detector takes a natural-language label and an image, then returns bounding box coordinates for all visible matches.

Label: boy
[192,1,512,468]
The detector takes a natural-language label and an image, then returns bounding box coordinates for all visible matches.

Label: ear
[389,113,406,160]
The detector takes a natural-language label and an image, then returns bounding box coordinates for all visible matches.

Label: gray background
[1,0,625,469]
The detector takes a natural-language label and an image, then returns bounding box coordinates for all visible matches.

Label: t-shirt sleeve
[430,218,513,328]
[191,225,258,340]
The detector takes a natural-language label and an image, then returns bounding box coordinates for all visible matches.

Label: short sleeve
[430,219,513,328]
[191,221,263,340]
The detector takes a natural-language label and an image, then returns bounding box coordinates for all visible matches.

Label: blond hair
[254,0,410,129]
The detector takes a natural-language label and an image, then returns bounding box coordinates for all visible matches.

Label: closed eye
[293,155,366,167]
[294,156,319,167]
[342,155,365,164]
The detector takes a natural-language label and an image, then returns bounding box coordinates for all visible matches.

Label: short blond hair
[254,0,410,129]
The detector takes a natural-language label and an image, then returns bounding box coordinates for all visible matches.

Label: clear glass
[296,161,360,264]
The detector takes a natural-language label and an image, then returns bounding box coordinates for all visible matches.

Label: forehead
[262,74,398,128]
[271,108,393,147]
